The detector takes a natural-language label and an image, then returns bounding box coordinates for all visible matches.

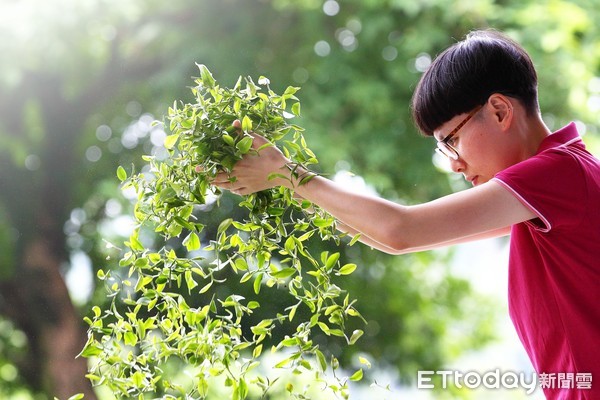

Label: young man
[213,30,600,399]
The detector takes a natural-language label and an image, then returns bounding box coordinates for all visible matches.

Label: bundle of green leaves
[82,64,366,399]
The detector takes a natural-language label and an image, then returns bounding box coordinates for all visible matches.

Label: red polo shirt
[493,123,600,399]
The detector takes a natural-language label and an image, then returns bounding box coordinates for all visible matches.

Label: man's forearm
[283,169,410,252]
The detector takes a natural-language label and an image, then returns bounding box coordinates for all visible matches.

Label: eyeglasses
[435,105,482,161]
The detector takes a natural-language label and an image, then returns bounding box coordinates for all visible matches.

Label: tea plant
[81,65,367,399]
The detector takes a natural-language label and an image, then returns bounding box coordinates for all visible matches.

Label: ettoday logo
[417,369,538,394]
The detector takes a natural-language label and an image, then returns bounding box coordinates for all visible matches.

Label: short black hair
[411,30,539,136]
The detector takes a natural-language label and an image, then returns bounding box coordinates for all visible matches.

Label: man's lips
[466,175,478,185]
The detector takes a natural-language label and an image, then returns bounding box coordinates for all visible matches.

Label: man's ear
[487,93,513,130]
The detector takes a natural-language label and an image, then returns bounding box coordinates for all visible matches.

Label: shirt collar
[536,122,582,154]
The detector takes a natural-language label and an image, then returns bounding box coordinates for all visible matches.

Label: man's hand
[210,120,292,195]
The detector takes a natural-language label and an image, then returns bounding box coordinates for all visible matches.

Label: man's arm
[288,173,526,253]
[337,221,510,255]
[213,132,533,254]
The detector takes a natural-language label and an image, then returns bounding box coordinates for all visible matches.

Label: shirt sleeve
[492,148,587,232]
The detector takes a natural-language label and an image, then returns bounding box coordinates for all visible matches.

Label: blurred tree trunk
[0,72,97,398]
[0,30,163,395]
[0,238,95,399]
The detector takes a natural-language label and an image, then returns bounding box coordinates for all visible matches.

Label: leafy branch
[81,64,367,399]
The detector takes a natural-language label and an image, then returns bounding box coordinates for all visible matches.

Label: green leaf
[348,233,362,246]
[284,86,300,96]
[217,218,233,234]
[199,280,213,294]
[350,368,363,382]
[79,340,102,358]
[185,270,198,291]
[116,165,127,182]
[96,268,106,280]
[291,102,301,116]
[164,134,179,149]
[198,377,209,397]
[349,329,364,345]
[230,258,245,273]
[197,63,216,88]
[314,217,334,228]
[253,344,263,358]
[222,133,235,146]
[128,231,144,252]
[233,98,241,114]
[325,252,340,271]
[251,319,272,335]
[359,356,372,368]
[92,306,101,318]
[338,263,357,276]
[253,273,263,294]
[132,371,146,388]
[288,303,298,322]
[279,337,297,347]
[124,331,138,346]
[316,349,327,372]
[271,267,296,279]
[85,373,101,382]
[183,232,201,251]
[284,236,295,254]
[318,322,330,335]
[275,356,293,368]
[236,136,253,154]
[241,115,253,132]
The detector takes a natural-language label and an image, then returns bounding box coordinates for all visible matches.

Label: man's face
[433,106,514,186]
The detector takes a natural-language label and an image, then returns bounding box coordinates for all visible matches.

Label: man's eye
[447,136,458,147]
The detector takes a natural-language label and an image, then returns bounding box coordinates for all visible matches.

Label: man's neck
[514,112,552,159]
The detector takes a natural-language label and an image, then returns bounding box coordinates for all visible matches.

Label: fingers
[212,170,246,194]
[212,175,243,195]
[193,120,279,196]
[212,170,234,186]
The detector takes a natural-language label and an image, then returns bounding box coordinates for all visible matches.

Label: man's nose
[449,157,465,174]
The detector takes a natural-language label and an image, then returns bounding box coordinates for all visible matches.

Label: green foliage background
[0,0,599,398]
